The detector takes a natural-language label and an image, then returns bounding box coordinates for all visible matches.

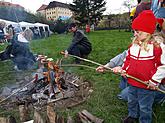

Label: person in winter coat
[11,31,36,70]
[112,10,162,123]
[64,23,92,64]
[0,29,36,71]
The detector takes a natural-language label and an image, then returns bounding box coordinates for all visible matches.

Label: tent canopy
[19,21,36,28]
[0,19,50,33]
[35,22,49,27]
[34,22,50,32]
[0,19,18,28]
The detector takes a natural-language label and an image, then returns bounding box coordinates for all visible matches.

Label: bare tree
[123,0,132,15]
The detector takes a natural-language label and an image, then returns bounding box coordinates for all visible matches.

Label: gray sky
[6,0,137,14]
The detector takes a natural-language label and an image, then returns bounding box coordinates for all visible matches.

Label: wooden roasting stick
[60,51,165,94]
[0,78,37,104]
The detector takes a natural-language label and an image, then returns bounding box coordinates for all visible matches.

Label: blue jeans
[118,86,165,104]
[119,77,128,90]
[118,86,129,101]
[128,86,155,123]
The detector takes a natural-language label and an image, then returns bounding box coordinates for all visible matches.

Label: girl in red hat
[112,10,162,123]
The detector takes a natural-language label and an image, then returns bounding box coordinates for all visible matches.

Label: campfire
[0,55,94,122]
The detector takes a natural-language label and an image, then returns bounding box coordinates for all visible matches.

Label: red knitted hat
[132,10,156,34]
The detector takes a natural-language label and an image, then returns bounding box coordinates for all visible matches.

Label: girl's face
[134,30,149,42]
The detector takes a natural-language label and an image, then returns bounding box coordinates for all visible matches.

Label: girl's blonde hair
[133,32,152,51]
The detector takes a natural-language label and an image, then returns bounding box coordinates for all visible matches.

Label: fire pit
[0,63,93,110]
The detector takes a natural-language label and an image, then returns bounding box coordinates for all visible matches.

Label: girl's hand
[112,66,126,77]
[112,66,123,73]
[96,66,105,73]
[147,80,158,90]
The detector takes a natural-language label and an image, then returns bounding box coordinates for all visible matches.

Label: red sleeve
[122,48,130,71]
[154,46,162,68]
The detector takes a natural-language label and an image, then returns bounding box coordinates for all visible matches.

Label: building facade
[37,1,72,21]
[36,4,47,18]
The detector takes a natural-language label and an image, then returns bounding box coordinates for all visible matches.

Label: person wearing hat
[64,23,92,64]
[112,10,162,123]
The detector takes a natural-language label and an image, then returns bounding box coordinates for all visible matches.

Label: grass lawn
[0,30,165,123]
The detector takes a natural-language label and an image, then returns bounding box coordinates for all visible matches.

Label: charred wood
[78,110,104,123]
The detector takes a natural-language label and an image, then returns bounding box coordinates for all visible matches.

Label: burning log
[37,56,66,99]
[78,110,104,123]
[19,104,30,122]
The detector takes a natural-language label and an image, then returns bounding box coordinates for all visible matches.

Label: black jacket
[67,30,92,53]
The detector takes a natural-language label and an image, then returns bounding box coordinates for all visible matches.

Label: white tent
[0,18,18,28]
[34,22,50,37]
[0,19,51,38]
[0,19,20,34]
[19,21,36,29]
[34,22,50,32]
